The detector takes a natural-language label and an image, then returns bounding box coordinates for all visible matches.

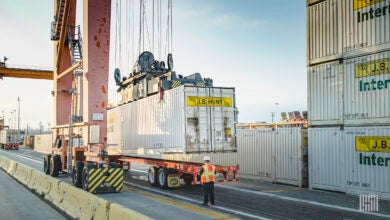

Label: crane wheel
[72,161,84,187]
[44,154,52,175]
[49,155,61,177]
[82,163,94,191]
[147,166,159,187]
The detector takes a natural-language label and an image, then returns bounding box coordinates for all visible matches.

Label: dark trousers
[202,182,215,204]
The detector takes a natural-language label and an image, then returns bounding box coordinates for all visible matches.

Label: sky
[0,0,306,130]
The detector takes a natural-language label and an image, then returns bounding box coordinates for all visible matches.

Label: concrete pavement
[0,169,66,220]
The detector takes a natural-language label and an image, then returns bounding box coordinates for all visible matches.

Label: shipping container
[107,85,237,155]
[161,128,308,187]
[308,61,343,126]
[23,135,35,148]
[306,0,326,7]
[307,0,390,65]
[0,129,20,149]
[341,0,390,58]
[309,127,345,191]
[307,0,341,65]
[34,134,53,154]
[344,51,390,125]
[309,126,390,199]
[344,126,390,199]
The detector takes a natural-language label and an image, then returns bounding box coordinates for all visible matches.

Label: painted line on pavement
[0,150,43,164]
[125,181,270,220]
[217,184,390,219]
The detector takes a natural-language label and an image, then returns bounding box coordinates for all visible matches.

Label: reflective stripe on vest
[201,164,215,183]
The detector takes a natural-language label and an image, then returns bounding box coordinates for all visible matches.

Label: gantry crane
[43,0,123,193]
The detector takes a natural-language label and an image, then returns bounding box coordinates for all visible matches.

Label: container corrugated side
[344,126,390,199]
[34,134,52,154]
[343,51,390,125]
[309,127,345,191]
[341,0,390,58]
[307,0,341,65]
[308,61,343,126]
[162,128,307,187]
[0,130,20,144]
[107,85,237,155]
[274,128,303,186]
[107,105,123,155]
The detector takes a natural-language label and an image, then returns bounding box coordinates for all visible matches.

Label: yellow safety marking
[116,183,123,192]
[126,186,237,220]
[88,168,106,188]
[187,96,232,107]
[196,82,205,87]
[113,176,124,188]
[109,171,123,187]
[89,175,108,193]
[355,58,390,78]
[172,81,181,88]
[356,136,390,152]
[354,0,385,10]
[89,169,100,180]
[106,168,121,182]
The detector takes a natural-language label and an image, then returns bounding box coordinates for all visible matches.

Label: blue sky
[0,0,306,129]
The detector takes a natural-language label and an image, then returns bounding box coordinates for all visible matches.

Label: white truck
[0,129,20,150]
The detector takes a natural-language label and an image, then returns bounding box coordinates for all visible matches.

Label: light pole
[275,102,279,122]
[13,110,16,130]
[17,97,20,131]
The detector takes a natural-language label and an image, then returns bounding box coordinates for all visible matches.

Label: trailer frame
[117,156,239,189]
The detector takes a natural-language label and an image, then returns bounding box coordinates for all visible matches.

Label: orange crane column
[53,0,77,126]
[82,0,111,145]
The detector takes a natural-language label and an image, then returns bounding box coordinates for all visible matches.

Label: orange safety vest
[201,163,215,183]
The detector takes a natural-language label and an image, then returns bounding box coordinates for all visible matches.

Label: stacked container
[307,0,390,199]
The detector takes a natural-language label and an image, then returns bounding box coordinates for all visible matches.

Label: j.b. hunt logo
[356,136,390,166]
[355,58,390,92]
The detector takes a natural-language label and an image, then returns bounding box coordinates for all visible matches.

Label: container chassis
[116,156,240,189]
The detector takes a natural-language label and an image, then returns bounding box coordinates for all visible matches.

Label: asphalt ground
[1,147,390,220]
[0,168,66,220]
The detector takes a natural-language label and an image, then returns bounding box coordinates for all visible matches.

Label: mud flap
[167,174,180,188]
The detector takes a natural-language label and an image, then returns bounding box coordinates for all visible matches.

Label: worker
[199,155,216,206]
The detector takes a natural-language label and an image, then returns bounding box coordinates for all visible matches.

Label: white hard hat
[203,156,210,161]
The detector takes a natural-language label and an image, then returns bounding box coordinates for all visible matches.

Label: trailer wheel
[44,154,52,175]
[182,174,193,186]
[148,166,159,187]
[158,168,169,189]
[72,161,84,187]
[49,155,61,177]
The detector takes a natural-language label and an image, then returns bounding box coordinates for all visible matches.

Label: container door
[209,87,236,152]
[184,87,212,152]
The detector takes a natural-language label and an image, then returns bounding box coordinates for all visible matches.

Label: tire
[182,174,193,186]
[147,166,159,187]
[82,163,94,191]
[49,155,61,177]
[72,161,84,187]
[44,154,52,175]
[158,168,169,189]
